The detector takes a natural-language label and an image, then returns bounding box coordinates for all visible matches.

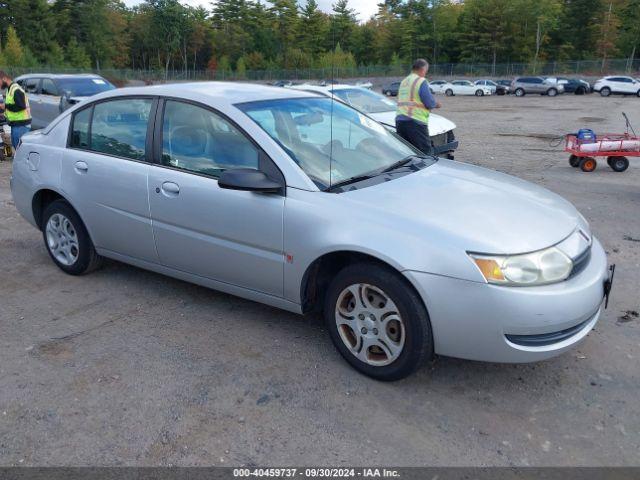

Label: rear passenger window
[70,107,91,148]
[41,79,59,96]
[160,100,259,178]
[90,99,152,161]
[24,78,40,93]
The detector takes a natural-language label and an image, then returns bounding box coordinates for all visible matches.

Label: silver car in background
[15,73,115,129]
[511,76,564,97]
[10,83,610,380]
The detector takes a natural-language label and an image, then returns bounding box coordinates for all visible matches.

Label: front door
[147,99,285,297]
[60,97,158,263]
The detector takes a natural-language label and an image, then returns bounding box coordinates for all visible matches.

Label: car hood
[369,111,456,136]
[341,159,586,254]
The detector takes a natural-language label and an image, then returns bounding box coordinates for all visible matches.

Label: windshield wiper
[326,173,379,192]
[380,155,419,173]
[326,155,429,192]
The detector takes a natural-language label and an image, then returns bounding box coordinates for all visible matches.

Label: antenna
[329,12,336,190]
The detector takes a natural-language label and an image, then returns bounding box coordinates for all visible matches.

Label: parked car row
[382,75,640,98]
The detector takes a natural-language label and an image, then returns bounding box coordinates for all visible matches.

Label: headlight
[469,247,573,286]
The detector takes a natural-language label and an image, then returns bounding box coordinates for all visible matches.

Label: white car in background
[592,76,640,97]
[428,80,451,94]
[444,80,492,97]
[289,83,458,158]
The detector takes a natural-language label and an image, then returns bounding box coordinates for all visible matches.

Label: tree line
[0,0,639,77]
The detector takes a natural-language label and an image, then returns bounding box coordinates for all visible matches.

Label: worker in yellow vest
[396,59,441,154]
[0,71,32,149]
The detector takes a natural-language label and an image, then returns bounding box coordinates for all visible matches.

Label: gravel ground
[0,93,639,467]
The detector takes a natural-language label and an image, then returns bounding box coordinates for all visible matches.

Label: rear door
[147,98,285,297]
[61,97,158,263]
[22,78,43,128]
[39,78,62,127]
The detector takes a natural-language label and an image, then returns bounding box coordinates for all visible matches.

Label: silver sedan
[10,83,611,380]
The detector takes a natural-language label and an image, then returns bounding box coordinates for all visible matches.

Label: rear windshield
[57,78,116,97]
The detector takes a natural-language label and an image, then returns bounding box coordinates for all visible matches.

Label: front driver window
[161,100,259,178]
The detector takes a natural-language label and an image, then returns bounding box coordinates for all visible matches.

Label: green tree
[330,0,357,52]
[236,56,247,78]
[65,37,92,68]
[299,0,329,57]
[4,25,24,66]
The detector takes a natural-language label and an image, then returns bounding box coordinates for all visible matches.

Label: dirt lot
[0,93,639,467]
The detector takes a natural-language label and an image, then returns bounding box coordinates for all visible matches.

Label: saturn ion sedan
[10,83,612,380]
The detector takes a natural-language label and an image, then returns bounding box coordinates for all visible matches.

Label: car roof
[15,73,107,80]
[87,81,320,105]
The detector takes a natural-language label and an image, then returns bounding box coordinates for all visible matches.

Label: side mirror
[59,90,72,113]
[218,168,282,193]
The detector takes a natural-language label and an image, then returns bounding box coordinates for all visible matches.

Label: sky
[123,0,379,21]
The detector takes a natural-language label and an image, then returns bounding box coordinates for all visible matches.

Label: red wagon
[565,133,640,172]
[564,114,640,173]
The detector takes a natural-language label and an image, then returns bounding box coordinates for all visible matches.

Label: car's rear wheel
[600,87,611,97]
[324,263,433,381]
[475,89,484,96]
[445,89,453,96]
[547,88,558,97]
[515,88,525,97]
[608,156,629,172]
[42,200,102,275]
[579,157,597,172]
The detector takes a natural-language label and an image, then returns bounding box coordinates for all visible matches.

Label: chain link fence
[3,59,639,84]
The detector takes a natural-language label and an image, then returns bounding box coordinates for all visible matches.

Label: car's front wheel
[445,89,453,96]
[515,88,525,97]
[324,263,433,381]
[547,88,558,97]
[42,200,102,275]
[600,87,611,97]
[475,89,484,97]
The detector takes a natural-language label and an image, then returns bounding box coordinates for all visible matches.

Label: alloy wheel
[334,283,405,367]
[45,213,80,266]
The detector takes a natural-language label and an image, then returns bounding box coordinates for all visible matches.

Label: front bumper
[404,237,608,363]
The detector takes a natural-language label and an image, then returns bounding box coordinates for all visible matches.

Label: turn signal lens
[473,258,505,282]
[469,247,573,286]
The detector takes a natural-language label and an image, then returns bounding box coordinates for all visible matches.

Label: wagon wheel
[608,156,629,173]
[569,155,581,167]
[579,157,597,172]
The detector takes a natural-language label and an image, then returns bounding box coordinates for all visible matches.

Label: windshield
[57,77,115,97]
[239,97,421,190]
[331,88,396,114]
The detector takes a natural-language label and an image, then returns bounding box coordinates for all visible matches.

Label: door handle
[74,161,88,173]
[160,181,180,196]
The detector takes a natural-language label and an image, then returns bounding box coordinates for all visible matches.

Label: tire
[637,89,640,98]
[324,262,433,381]
[579,157,597,172]
[608,156,629,172]
[384,90,390,96]
[600,87,611,97]
[569,155,581,167]
[575,87,585,95]
[475,89,484,97]
[515,88,525,97]
[547,88,558,97]
[41,200,102,275]
[445,89,453,96]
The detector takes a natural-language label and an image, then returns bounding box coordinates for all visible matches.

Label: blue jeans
[10,124,31,149]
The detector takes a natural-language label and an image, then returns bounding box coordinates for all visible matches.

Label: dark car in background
[382,81,401,97]
[496,79,512,93]
[15,73,115,129]
[553,77,591,95]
